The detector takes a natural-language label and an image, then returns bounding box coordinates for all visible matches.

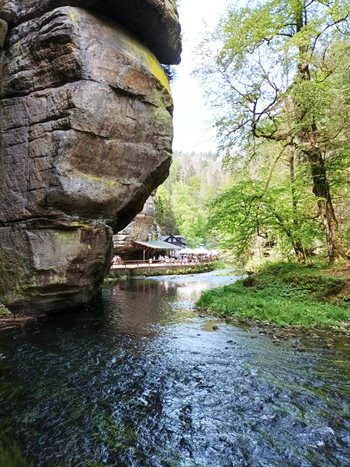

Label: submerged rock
[0,1,181,313]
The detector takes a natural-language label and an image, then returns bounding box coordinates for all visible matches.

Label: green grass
[197,262,350,329]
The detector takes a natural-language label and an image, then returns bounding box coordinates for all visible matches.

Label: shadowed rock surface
[0,1,181,313]
[113,193,157,257]
[0,0,181,64]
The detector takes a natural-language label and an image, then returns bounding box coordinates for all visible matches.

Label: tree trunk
[289,152,306,262]
[295,6,345,263]
[293,241,306,262]
[307,147,345,262]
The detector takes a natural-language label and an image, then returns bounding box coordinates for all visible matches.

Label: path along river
[0,270,350,466]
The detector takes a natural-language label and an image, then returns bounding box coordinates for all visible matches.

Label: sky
[171,0,228,154]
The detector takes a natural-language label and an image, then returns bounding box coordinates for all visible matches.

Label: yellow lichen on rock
[108,21,171,95]
[68,10,77,23]
[73,171,119,188]
[146,53,171,95]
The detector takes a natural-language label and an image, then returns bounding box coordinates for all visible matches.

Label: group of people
[150,255,203,264]
[111,253,217,267]
[151,255,174,264]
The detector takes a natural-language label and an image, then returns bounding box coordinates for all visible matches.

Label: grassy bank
[197,262,350,329]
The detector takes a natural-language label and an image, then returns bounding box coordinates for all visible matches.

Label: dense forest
[163,0,350,265]
[155,151,231,247]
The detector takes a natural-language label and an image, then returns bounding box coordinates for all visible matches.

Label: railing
[110,259,217,269]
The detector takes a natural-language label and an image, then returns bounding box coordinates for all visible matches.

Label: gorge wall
[0,0,181,313]
[113,193,157,258]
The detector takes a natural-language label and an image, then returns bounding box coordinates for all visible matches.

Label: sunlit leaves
[208,164,321,263]
[194,0,350,262]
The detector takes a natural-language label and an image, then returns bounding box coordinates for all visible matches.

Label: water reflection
[176,281,214,298]
[0,270,349,466]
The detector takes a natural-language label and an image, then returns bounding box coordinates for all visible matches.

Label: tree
[172,180,208,247]
[209,147,322,263]
[196,0,350,262]
[155,151,230,246]
[155,184,178,235]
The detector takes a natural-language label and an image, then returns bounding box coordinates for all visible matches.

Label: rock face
[113,193,157,258]
[0,0,181,64]
[0,1,181,313]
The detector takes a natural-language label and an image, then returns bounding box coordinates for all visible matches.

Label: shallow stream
[0,270,350,466]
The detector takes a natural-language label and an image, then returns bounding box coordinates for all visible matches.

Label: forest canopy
[188,0,350,264]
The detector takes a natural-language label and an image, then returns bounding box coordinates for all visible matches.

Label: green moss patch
[0,304,11,318]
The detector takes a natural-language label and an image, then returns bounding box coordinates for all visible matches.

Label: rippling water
[0,270,350,466]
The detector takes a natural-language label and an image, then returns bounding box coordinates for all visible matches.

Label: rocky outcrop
[113,193,157,257]
[0,2,181,313]
[0,0,181,64]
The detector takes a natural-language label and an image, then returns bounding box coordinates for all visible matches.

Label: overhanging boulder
[0,0,181,64]
[0,2,181,313]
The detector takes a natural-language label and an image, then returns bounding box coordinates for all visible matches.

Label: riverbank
[0,265,217,323]
[0,303,40,330]
[197,262,350,330]
[0,304,17,329]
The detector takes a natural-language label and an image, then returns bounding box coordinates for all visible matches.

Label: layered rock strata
[113,193,157,258]
[0,2,181,313]
[0,0,181,64]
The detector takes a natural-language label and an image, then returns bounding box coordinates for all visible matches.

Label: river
[0,270,350,466]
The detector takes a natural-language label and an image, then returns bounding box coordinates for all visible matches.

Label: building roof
[133,240,182,250]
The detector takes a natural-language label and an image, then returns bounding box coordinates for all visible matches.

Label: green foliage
[155,184,178,235]
[172,181,208,247]
[208,149,323,263]
[156,151,230,247]
[195,0,350,263]
[255,262,344,298]
[197,262,349,328]
[0,304,11,318]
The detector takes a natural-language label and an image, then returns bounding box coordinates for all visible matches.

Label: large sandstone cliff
[0,0,181,313]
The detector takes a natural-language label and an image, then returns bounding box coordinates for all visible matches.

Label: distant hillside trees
[155,151,230,247]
